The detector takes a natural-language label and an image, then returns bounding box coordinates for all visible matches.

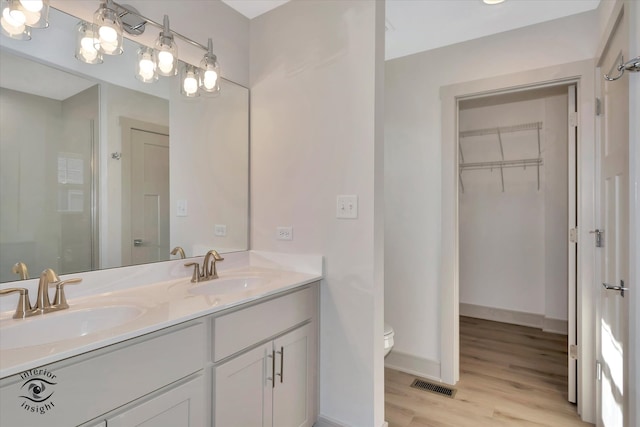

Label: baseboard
[315,416,387,427]
[315,416,346,427]
[460,303,567,335]
[542,316,568,334]
[384,350,441,382]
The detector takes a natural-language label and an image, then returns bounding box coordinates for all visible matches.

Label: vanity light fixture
[0,0,222,97]
[181,63,200,98]
[483,0,506,4]
[17,0,48,28]
[154,15,178,76]
[75,20,103,64]
[1,0,31,40]
[136,45,158,83]
[0,0,49,39]
[199,38,221,96]
[93,0,123,55]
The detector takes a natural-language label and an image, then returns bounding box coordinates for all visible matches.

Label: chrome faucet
[170,246,186,259]
[0,268,82,318]
[184,250,224,283]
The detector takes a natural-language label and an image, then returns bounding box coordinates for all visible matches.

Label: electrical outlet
[214,224,227,237]
[336,195,358,219]
[277,226,293,241]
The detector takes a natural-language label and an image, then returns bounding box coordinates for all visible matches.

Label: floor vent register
[410,378,457,399]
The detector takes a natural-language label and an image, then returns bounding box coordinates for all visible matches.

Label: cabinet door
[214,342,273,427]
[107,375,205,427]
[273,324,314,427]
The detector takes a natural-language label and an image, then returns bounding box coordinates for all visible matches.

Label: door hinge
[569,228,578,243]
[569,344,578,360]
[596,97,603,116]
[569,111,579,127]
[596,360,602,381]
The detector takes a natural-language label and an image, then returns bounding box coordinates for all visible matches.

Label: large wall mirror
[0,7,249,283]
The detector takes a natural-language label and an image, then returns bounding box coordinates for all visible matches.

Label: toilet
[384,322,395,357]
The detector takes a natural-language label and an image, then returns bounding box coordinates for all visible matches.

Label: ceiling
[0,50,95,100]
[221,0,600,60]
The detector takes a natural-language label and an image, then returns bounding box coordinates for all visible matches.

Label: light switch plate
[336,195,358,219]
[177,200,188,217]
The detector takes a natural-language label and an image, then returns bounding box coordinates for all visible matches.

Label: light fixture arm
[109,0,208,52]
[162,14,170,35]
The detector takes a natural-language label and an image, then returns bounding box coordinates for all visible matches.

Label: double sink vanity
[0,251,322,426]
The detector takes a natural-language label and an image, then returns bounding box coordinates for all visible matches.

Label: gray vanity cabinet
[212,286,318,427]
[214,323,314,427]
[0,283,319,427]
[106,375,205,427]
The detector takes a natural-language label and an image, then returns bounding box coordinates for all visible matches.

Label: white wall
[385,11,598,374]
[0,89,63,279]
[170,80,249,257]
[249,1,386,425]
[459,98,545,316]
[459,92,568,327]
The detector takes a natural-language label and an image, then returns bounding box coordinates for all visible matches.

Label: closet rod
[459,121,542,138]
[459,158,542,171]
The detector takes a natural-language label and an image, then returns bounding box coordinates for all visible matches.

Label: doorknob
[133,239,143,247]
[602,280,628,297]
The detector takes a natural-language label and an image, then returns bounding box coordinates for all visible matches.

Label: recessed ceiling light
[483,0,506,4]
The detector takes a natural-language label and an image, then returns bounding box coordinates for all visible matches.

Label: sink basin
[0,305,144,350]
[189,277,266,296]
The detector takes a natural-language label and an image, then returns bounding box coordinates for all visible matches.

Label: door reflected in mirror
[0,7,249,283]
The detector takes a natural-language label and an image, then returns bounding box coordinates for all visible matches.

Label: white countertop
[0,251,323,379]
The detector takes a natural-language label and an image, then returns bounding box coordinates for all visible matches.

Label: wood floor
[385,316,593,426]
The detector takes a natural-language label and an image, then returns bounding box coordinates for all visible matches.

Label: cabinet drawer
[213,287,313,361]
[0,322,205,427]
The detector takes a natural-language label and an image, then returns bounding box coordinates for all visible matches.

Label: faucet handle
[185,262,202,283]
[52,278,83,309]
[0,288,32,319]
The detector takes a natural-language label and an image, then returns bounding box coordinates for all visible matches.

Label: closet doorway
[457,83,578,403]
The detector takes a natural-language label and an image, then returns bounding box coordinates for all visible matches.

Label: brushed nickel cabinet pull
[277,346,284,383]
[269,350,276,388]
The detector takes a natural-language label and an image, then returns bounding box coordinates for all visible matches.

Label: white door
[130,128,170,265]
[596,6,630,427]
[214,342,273,427]
[273,324,313,427]
[567,84,578,404]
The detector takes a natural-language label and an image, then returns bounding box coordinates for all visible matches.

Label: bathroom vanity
[0,253,321,427]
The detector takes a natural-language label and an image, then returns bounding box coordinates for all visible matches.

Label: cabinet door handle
[268,350,276,388]
[276,346,284,383]
[271,350,276,388]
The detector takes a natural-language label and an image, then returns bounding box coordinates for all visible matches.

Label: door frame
[440,59,597,423]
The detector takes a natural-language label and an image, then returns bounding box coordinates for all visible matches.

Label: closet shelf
[459,121,543,193]
[459,121,542,138]
[459,158,543,171]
